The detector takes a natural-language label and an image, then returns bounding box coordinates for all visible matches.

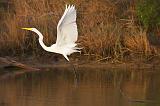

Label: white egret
[22,5,80,61]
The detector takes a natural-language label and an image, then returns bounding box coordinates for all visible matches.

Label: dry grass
[123,29,151,54]
[0,0,159,61]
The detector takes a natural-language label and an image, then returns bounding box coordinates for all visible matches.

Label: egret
[22,5,80,61]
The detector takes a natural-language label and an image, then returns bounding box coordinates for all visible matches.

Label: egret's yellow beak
[21,28,32,30]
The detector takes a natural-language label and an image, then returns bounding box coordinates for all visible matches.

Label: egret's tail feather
[63,43,82,60]
[73,47,83,50]
[73,47,81,53]
[73,49,81,53]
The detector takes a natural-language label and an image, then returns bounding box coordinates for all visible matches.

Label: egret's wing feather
[56,5,78,46]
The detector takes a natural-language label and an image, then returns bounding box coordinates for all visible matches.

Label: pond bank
[1,56,160,72]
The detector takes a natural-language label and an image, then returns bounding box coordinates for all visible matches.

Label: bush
[136,0,160,29]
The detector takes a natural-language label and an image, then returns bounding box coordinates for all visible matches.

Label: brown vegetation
[0,0,160,61]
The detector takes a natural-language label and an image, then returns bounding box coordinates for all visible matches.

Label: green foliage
[136,0,160,29]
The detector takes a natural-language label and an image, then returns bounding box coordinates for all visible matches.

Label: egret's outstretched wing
[56,5,78,46]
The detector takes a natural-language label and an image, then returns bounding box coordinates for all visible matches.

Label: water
[0,67,160,106]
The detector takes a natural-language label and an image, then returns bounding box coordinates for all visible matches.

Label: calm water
[0,67,160,106]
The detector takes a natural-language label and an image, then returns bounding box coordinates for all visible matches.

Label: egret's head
[22,28,43,39]
[21,28,34,31]
[22,28,39,34]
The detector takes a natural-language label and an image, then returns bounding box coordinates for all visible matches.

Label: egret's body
[22,5,80,61]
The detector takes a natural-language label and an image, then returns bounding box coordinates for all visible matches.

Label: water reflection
[0,68,160,106]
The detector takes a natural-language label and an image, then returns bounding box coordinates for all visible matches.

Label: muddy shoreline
[0,56,160,80]
[1,56,160,71]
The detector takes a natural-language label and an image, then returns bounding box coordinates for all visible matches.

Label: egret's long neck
[33,29,49,51]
